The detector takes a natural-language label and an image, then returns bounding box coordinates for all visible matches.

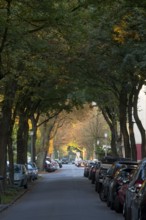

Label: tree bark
[119,90,131,158]
[30,113,40,162]
[133,83,146,158]
[101,107,118,157]
[17,110,29,164]
[128,92,137,160]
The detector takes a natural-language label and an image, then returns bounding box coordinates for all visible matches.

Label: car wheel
[138,208,146,220]
[114,195,122,213]
[110,200,114,210]
[91,178,95,184]
[95,182,97,192]
[97,183,101,193]
[106,192,111,207]
[99,186,106,202]
[124,206,131,220]
[138,209,141,220]
[24,182,28,189]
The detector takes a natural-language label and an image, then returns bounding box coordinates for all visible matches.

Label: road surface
[0,164,123,220]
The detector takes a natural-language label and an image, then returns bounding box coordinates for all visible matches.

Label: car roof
[100,163,112,169]
[101,156,131,164]
[114,160,138,165]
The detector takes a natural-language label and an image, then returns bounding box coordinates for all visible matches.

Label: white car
[13,164,28,189]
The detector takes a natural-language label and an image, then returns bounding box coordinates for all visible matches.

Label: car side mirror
[106,174,112,178]
[123,179,130,184]
[129,186,136,193]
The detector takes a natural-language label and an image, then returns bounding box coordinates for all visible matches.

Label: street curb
[0,174,43,213]
[0,178,39,213]
[0,188,28,213]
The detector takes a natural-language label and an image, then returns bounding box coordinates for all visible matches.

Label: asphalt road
[0,164,124,220]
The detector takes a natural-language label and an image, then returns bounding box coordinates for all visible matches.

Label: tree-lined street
[1,2,146,219]
[0,164,123,220]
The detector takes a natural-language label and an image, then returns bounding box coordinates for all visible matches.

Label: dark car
[83,161,95,178]
[130,180,146,220]
[114,166,136,213]
[101,156,131,164]
[99,160,138,203]
[61,158,68,164]
[115,178,130,213]
[124,158,146,220]
[107,164,138,210]
[95,163,112,193]
[44,160,57,172]
[89,162,100,183]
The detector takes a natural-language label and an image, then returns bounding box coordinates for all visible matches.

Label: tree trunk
[30,113,40,162]
[17,111,29,164]
[119,91,131,158]
[0,116,9,178]
[7,135,14,185]
[128,92,137,160]
[0,81,16,184]
[101,107,118,157]
[133,83,146,158]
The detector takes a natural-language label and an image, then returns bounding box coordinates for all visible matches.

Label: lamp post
[104,133,108,157]
[29,130,34,162]
[96,140,100,159]
[93,143,96,159]
[57,150,60,159]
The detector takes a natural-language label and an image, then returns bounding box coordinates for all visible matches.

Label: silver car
[13,164,28,189]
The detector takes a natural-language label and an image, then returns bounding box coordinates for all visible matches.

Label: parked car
[55,159,62,168]
[13,163,28,189]
[87,161,99,180]
[44,160,58,172]
[100,156,130,164]
[25,163,36,181]
[90,162,101,184]
[75,160,85,167]
[83,161,95,178]
[28,162,38,179]
[51,160,59,170]
[61,158,68,164]
[113,165,136,213]
[130,179,146,220]
[124,158,146,220]
[114,178,130,213]
[99,160,138,203]
[107,164,138,210]
[95,163,112,193]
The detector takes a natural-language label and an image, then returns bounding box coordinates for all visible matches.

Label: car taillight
[135,180,143,189]
[117,179,123,185]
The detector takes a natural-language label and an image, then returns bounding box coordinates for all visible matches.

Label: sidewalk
[0,189,27,213]
[0,184,32,213]
[0,174,42,213]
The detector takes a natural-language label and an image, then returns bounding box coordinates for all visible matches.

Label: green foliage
[0,0,146,169]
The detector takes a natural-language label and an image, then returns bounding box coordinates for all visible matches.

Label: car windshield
[14,165,21,173]
[27,164,33,169]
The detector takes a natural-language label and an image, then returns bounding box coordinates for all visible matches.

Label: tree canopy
[0,0,146,183]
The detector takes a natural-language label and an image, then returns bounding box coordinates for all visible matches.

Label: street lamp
[29,130,34,162]
[104,133,108,157]
[57,150,60,159]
